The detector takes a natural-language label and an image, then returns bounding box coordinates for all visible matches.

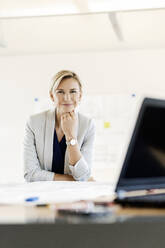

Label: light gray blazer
[23,108,96,182]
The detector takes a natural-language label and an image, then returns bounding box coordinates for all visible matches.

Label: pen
[25,196,39,202]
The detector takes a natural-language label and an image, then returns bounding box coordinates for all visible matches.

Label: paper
[0,181,115,205]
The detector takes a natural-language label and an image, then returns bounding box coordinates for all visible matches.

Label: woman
[23,70,95,182]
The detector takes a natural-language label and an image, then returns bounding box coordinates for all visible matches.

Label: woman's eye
[57,90,77,94]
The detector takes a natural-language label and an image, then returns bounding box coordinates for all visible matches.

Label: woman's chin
[61,106,75,113]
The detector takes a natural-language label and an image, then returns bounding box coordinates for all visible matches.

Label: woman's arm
[67,119,96,181]
[65,136,82,166]
[23,117,54,182]
[54,174,75,181]
[69,120,95,181]
[61,111,96,181]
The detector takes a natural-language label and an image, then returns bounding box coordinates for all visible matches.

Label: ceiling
[0,0,165,17]
[0,2,165,55]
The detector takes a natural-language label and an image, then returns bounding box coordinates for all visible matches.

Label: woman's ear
[50,92,54,102]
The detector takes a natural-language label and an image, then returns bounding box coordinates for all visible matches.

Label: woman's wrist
[65,134,76,142]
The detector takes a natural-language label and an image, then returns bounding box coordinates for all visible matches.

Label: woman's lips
[63,104,73,106]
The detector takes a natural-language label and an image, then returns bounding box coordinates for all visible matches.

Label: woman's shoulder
[29,109,49,120]
[78,112,96,139]
[78,112,95,128]
[27,109,53,127]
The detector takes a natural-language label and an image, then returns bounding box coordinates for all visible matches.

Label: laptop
[114,97,165,207]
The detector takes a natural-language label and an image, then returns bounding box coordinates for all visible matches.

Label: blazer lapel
[44,108,55,171]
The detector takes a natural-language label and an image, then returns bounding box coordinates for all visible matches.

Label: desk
[1,204,165,248]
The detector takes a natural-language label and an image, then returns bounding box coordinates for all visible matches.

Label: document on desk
[0,181,115,205]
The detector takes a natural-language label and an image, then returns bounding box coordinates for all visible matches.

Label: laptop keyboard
[115,193,165,207]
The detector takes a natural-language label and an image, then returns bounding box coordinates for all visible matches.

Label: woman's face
[51,77,82,114]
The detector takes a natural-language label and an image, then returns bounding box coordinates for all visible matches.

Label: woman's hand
[61,110,77,140]
[54,174,75,181]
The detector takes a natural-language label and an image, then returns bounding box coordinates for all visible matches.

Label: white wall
[0,49,165,183]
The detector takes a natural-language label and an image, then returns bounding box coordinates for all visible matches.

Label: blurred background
[0,0,165,183]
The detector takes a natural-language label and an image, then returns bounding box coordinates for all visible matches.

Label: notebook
[114,97,165,207]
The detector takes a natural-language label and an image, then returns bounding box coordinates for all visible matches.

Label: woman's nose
[64,93,71,101]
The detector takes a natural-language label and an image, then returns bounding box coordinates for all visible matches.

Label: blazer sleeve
[69,118,96,181]
[23,117,54,182]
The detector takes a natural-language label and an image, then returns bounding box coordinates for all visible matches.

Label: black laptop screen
[117,98,165,190]
[124,106,165,178]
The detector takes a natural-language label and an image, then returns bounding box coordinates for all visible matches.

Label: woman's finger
[62,113,69,118]
[62,113,71,120]
[69,112,73,118]
[69,110,75,117]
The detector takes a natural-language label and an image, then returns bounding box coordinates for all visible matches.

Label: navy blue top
[52,129,67,174]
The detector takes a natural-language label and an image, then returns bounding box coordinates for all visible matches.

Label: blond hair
[50,70,82,96]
